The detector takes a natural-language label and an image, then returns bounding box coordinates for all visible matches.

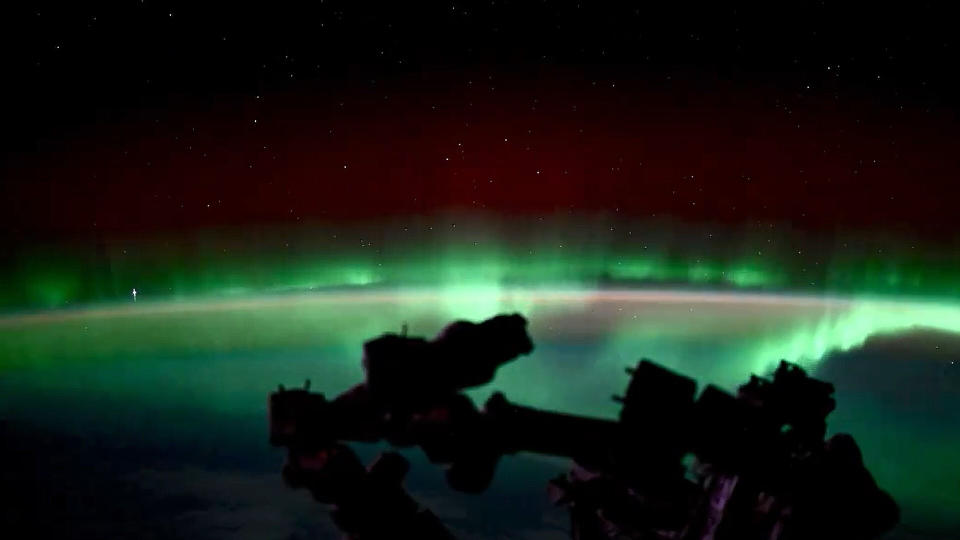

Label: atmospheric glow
[6,232,960,312]
[4,289,959,380]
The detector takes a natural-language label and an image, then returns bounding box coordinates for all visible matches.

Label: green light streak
[751,300,960,372]
[3,217,959,312]
[4,290,959,383]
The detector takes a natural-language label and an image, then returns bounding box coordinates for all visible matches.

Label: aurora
[4,215,959,312]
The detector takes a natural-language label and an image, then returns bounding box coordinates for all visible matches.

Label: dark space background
[3,1,960,240]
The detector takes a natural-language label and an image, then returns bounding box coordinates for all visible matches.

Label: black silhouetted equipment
[269,313,899,539]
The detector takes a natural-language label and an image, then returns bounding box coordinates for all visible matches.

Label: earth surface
[1,288,958,539]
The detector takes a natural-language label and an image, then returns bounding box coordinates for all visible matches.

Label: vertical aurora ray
[4,217,959,312]
[593,294,960,394]
[749,299,960,372]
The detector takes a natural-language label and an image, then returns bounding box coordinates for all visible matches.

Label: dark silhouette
[268,313,898,539]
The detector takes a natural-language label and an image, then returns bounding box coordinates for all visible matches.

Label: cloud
[816,328,960,417]
[814,328,960,536]
[406,490,471,521]
[129,467,340,540]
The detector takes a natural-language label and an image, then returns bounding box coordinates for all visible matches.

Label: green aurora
[4,217,959,311]
[4,288,960,379]
[2,218,959,536]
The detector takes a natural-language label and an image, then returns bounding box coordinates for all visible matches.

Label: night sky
[2,1,960,308]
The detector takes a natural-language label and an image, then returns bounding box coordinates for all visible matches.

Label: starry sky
[1,1,959,307]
